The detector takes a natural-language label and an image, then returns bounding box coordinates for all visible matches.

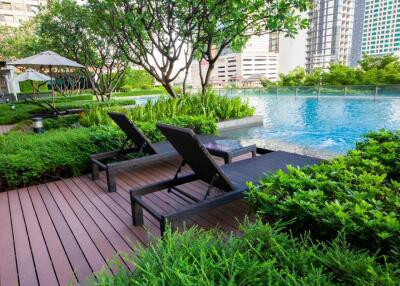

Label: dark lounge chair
[130,124,323,234]
[90,112,221,192]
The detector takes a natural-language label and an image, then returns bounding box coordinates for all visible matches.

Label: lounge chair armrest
[129,173,198,197]
[90,147,139,160]
[256,147,274,154]
[164,188,245,219]
[107,151,178,170]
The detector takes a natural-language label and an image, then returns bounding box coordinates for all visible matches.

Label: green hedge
[0,98,134,125]
[79,92,254,127]
[128,91,254,122]
[247,129,400,260]
[93,220,400,286]
[0,115,216,190]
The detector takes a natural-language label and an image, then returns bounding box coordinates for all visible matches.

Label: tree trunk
[201,62,215,94]
[162,82,178,98]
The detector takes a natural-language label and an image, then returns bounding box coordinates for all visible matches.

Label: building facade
[278,29,307,74]
[0,0,45,27]
[306,0,355,72]
[191,34,280,88]
[360,0,400,57]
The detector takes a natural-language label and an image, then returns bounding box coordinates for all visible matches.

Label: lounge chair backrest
[157,124,235,191]
[108,112,157,154]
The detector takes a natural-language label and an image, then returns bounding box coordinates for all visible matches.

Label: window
[0,14,13,23]
[12,3,25,10]
[0,1,11,10]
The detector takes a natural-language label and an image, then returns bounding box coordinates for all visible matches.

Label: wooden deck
[0,155,253,286]
[0,124,15,135]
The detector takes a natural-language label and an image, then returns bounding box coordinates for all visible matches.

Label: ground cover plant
[92,220,400,286]
[247,129,400,261]
[0,96,134,125]
[0,115,216,190]
[79,91,255,127]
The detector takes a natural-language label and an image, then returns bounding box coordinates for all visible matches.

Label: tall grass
[92,220,400,285]
[128,91,254,122]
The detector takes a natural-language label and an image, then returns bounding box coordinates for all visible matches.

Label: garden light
[32,117,44,134]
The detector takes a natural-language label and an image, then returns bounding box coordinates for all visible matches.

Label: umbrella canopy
[9,51,84,68]
[9,51,84,107]
[15,68,51,82]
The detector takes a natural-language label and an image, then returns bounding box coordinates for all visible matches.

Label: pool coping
[217,115,263,131]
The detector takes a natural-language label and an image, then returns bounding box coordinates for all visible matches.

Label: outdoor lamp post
[32,117,44,134]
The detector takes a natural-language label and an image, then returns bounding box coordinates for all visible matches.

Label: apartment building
[306,0,355,72]
[360,0,400,57]
[0,0,45,27]
[191,34,280,88]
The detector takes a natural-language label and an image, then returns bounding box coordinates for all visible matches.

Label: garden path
[0,155,252,286]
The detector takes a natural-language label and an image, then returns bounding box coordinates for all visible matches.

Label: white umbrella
[9,51,84,107]
[10,51,84,68]
[15,69,52,101]
[15,68,51,82]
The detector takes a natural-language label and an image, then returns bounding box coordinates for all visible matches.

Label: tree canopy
[37,0,128,101]
[267,54,400,87]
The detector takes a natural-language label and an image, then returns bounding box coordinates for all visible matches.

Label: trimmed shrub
[246,129,400,260]
[0,115,216,190]
[79,92,254,128]
[0,97,134,125]
[92,220,400,286]
[128,91,254,122]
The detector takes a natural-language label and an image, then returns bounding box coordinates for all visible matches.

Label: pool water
[221,96,400,157]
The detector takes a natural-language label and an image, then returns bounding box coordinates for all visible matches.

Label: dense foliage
[80,92,254,128]
[0,116,216,190]
[118,68,155,91]
[38,0,128,101]
[247,129,400,260]
[269,54,400,87]
[93,221,400,286]
[0,97,134,125]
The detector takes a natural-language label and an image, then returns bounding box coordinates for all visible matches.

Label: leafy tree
[0,19,40,60]
[194,0,312,93]
[321,64,358,86]
[89,0,201,98]
[120,68,155,91]
[276,67,307,86]
[38,0,128,101]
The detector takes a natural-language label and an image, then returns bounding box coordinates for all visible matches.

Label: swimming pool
[221,96,400,158]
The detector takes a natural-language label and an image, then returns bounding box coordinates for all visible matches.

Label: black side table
[204,139,257,164]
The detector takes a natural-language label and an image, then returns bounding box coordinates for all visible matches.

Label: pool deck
[0,155,252,286]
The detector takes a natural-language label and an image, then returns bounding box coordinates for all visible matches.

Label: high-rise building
[305,0,355,72]
[191,34,280,88]
[278,30,307,74]
[0,0,46,27]
[360,0,400,57]
[350,0,366,66]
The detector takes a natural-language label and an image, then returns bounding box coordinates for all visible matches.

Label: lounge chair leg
[251,150,256,158]
[160,216,167,238]
[132,198,144,226]
[92,163,99,180]
[106,168,117,193]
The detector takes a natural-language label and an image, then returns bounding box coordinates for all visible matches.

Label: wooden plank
[46,181,107,274]
[8,190,39,286]
[0,192,18,286]
[81,175,159,240]
[38,183,92,284]
[59,179,133,270]
[69,177,147,249]
[94,171,161,232]
[28,185,77,286]
[19,188,59,286]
